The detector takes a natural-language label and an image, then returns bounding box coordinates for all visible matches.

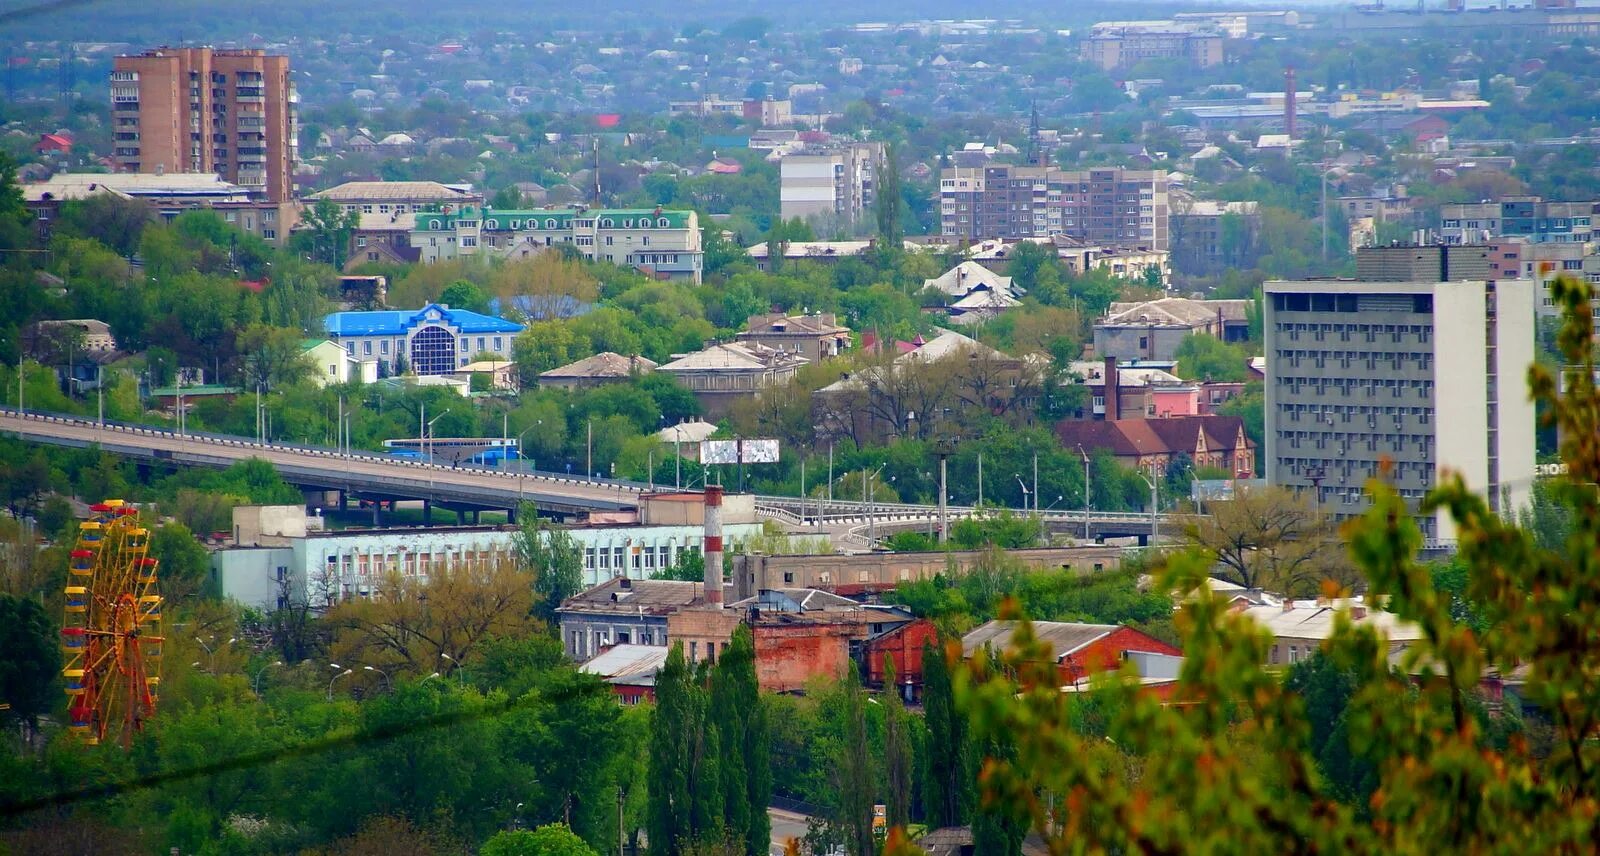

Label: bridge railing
[0,406,650,495]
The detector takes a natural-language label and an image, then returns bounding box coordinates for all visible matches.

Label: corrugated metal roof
[323,304,524,337]
[962,620,1117,661]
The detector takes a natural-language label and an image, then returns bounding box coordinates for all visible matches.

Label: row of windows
[323,549,508,577]
[1278,430,1434,455]
[345,335,505,358]
[1275,376,1434,398]
[1274,322,1433,344]
[1279,403,1432,422]
[1275,350,1434,370]
[584,544,683,572]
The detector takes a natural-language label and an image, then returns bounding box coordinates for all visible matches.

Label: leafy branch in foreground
[956,274,1600,853]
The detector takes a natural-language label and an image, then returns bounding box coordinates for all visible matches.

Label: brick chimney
[702,485,724,607]
[1103,356,1119,420]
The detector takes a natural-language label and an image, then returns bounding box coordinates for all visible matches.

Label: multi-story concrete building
[1263,277,1535,543]
[940,165,1169,250]
[111,48,296,203]
[735,312,852,365]
[1169,199,1260,274]
[779,142,885,226]
[305,180,481,216]
[22,172,297,247]
[1081,21,1224,71]
[411,206,705,283]
[1439,197,1600,245]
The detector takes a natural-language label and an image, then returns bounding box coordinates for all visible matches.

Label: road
[0,408,640,514]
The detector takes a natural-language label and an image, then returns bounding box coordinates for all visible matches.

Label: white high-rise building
[1263,277,1535,544]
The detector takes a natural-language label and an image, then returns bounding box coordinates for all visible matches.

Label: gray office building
[1263,278,1534,544]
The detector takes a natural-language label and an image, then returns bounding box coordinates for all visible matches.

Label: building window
[493,336,503,351]
[262,229,276,240]
[380,340,389,355]
[362,341,372,356]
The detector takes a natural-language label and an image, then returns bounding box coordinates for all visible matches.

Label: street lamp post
[327,667,354,700]
[426,409,452,465]
[363,665,391,692]
[252,660,283,697]
[1014,475,1031,514]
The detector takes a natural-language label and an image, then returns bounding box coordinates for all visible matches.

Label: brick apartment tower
[111,48,295,203]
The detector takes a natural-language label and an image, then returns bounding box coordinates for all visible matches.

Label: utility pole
[587,418,593,478]
[977,452,983,506]
[1079,446,1091,542]
[1149,463,1160,548]
[935,438,953,543]
[1032,451,1039,514]
[863,468,871,546]
[800,458,807,521]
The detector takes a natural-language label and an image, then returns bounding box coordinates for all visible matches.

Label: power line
[0,676,587,819]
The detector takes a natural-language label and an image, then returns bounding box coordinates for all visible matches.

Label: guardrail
[0,407,646,499]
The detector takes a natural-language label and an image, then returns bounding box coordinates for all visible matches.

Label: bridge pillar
[471,509,481,525]
[371,500,383,528]
[1135,533,1148,547]
[456,509,466,525]
[423,500,432,525]
[507,505,518,525]
[339,491,348,513]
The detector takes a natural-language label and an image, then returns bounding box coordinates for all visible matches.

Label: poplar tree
[920,636,970,829]
[711,625,770,856]
[881,658,913,831]
[836,663,875,856]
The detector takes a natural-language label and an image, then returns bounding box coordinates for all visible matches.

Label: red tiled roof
[1054,415,1252,458]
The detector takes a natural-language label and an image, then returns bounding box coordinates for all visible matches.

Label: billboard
[699,439,781,464]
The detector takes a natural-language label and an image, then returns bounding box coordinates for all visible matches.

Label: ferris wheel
[62,500,163,748]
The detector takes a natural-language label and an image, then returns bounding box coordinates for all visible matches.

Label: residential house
[923,261,1018,300]
[1054,237,1171,286]
[1094,297,1253,362]
[1243,598,1424,667]
[455,360,518,391]
[1054,415,1257,478]
[300,339,378,387]
[814,330,1042,444]
[731,545,1126,600]
[656,342,808,417]
[345,211,420,269]
[322,303,524,376]
[962,620,1183,687]
[747,240,874,271]
[735,312,852,364]
[539,352,658,390]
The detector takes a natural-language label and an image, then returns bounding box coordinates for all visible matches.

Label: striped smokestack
[703,485,724,607]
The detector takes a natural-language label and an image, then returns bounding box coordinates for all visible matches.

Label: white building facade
[410,206,705,283]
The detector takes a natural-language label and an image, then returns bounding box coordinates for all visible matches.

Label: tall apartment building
[111,48,296,203]
[1439,197,1600,245]
[940,165,1170,250]
[1081,21,1224,71]
[779,142,885,226]
[1263,276,1534,543]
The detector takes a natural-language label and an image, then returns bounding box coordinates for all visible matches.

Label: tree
[236,323,313,391]
[832,662,875,856]
[648,644,724,856]
[710,625,771,856]
[921,636,970,829]
[326,559,536,675]
[149,522,211,602]
[955,274,1600,851]
[491,253,599,322]
[297,198,360,268]
[1172,332,1248,382]
[876,144,902,247]
[515,516,584,623]
[1175,484,1354,595]
[0,594,59,737]
[491,186,527,211]
[54,193,157,257]
[440,279,492,315]
[881,658,913,831]
[482,825,599,856]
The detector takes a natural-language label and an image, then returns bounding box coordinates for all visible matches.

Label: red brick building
[962,620,1181,686]
[865,618,939,697]
[667,589,917,694]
